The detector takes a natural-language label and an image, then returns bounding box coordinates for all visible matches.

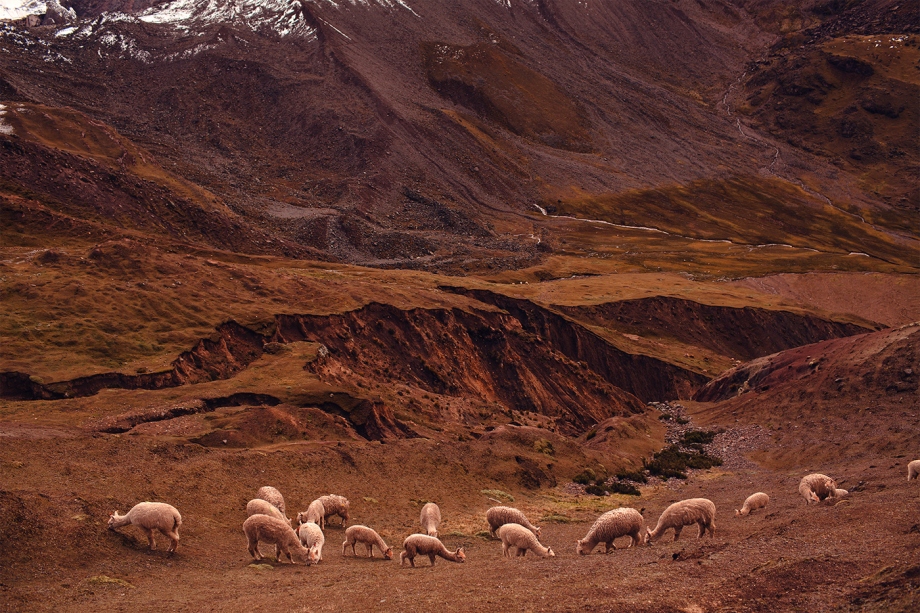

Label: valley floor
[1,424,917,613]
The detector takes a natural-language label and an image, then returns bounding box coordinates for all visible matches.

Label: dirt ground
[1,408,917,613]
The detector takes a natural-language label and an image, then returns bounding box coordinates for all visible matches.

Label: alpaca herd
[106,462,920,563]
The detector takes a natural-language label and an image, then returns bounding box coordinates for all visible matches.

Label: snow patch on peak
[138,0,317,37]
[0,102,17,135]
[0,1,47,22]
[313,0,417,14]
[0,0,75,23]
[137,0,418,30]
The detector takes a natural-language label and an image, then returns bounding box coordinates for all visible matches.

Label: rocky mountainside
[2,0,916,270]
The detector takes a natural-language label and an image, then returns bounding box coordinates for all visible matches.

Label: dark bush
[681,430,717,446]
[645,444,722,480]
[607,482,641,496]
[616,469,648,484]
[573,469,597,485]
[585,485,607,496]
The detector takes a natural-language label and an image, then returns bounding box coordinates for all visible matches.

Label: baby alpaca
[243,514,310,564]
[297,522,324,564]
[420,502,441,537]
[297,499,326,529]
[108,502,182,553]
[799,474,837,504]
[486,506,541,538]
[735,492,770,517]
[342,525,393,560]
[576,508,645,554]
[496,523,555,558]
[399,534,465,567]
[646,498,716,543]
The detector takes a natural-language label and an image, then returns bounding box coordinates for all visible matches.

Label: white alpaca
[646,498,716,543]
[577,508,645,554]
[497,523,555,558]
[399,534,465,567]
[735,492,769,517]
[108,502,182,552]
[420,502,442,538]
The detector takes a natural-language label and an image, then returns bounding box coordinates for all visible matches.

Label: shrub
[616,469,649,484]
[573,469,597,485]
[607,482,641,496]
[681,430,717,446]
[583,482,641,497]
[645,444,722,480]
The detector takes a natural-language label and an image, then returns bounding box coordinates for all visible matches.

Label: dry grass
[549,176,918,267]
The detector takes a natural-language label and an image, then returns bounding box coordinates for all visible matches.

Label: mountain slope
[2,0,915,269]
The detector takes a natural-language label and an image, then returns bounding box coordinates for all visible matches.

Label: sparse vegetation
[681,430,718,446]
[84,575,135,589]
[481,489,514,502]
[540,514,577,523]
[583,481,641,497]
[644,444,723,481]
[616,469,649,484]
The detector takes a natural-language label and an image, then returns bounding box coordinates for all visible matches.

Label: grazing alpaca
[108,502,182,553]
[399,534,465,567]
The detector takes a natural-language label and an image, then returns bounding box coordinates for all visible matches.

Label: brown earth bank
[3,287,883,434]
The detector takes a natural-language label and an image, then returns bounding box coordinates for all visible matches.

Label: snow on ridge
[312,0,417,14]
[0,102,14,136]
[3,0,422,64]
[1,0,49,21]
[1,0,76,22]
[139,0,306,34]
[138,0,418,33]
